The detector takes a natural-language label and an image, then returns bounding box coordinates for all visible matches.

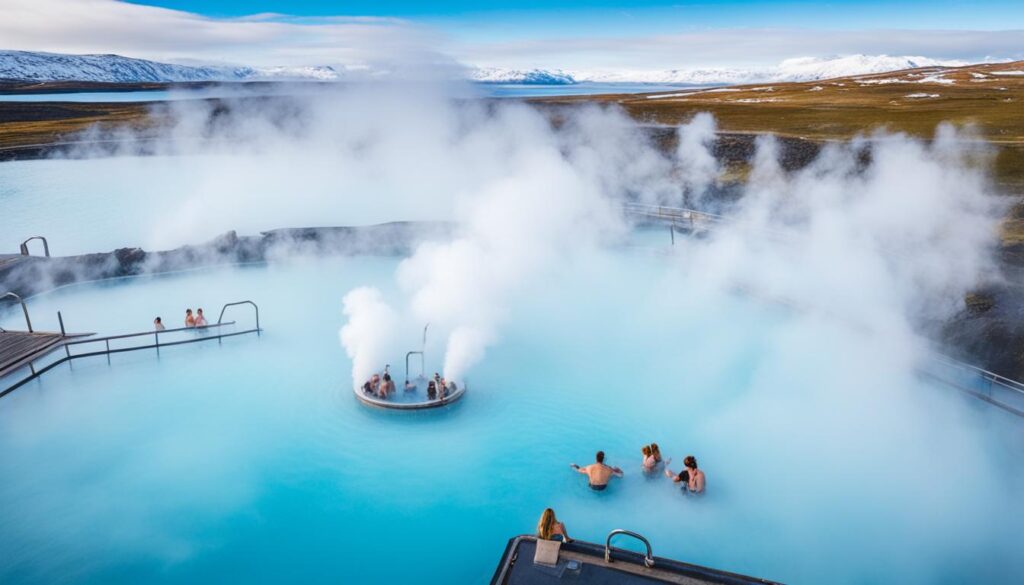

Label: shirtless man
[571,451,623,491]
[665,455,706,494]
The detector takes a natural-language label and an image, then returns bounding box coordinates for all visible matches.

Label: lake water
[0,82,698,103]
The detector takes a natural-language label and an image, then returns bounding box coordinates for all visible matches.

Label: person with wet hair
[665,455,705,494]
[438,376,448,399]
[642,445,658,472]
[184,308,196,328]
[153,317,166,331]
[537,508,571,542]
[571,451,623,491]
[427,380,437,400]
[194,308,208,327]
[379,372,395,398]
[650,443,663,464]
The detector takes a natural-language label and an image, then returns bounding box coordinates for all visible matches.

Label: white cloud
[0,0,453,70]
[0,1,1021,72]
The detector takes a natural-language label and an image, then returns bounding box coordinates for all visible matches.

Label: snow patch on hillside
[561,54,966,85]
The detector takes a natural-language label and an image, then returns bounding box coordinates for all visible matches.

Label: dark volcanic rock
[0,222,453,302]
[942,280,1024,380]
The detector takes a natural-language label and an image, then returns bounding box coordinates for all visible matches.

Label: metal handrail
[0,292,33,332]
[624,202,728,223]
[930,354,1024,394]
[63,321,235,346]
[1,302,263,400]
[605,529,655,568]
[19,235,50,257]
[218,300,260,335]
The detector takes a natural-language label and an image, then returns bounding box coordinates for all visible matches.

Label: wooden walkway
[0,331,66,377]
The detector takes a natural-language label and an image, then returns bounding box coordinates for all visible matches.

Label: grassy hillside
[0,101,153,153]
[541,61,1024,141]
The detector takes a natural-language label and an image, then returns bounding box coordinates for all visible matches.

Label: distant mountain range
[0,50,341,83]
[0,50,976,86]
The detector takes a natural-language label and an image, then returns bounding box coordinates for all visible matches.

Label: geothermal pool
[1,251,1022,585]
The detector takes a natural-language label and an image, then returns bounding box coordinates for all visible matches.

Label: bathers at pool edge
[589,483,607,491]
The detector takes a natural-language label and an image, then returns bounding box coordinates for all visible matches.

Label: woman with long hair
[641,445,657,472]
[537,508,571,542]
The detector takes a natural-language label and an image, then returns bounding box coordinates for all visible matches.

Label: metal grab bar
[0,292,33,332]
[405,351,424,382]
[403,323,430,382]
[218,300,260,335]
[19,236,50,258]
[605,529,655,568]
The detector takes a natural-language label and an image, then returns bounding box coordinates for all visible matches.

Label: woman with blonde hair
[537,508,571,542]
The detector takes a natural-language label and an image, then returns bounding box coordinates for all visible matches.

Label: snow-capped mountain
[469,67,575,85]
[244,65,341,81]
[479,55,969,85]
[0,50,340,83]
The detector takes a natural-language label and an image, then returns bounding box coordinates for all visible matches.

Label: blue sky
[130,0,1024,31]
[5,0,1023,71]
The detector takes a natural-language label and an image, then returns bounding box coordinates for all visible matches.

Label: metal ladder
[605,529,656,568]
[19,235,50,258]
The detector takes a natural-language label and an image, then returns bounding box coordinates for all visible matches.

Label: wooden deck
[0,331,66,377]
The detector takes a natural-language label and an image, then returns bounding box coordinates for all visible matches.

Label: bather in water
[571,451,623,491]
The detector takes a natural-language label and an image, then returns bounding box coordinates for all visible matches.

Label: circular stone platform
[353,377,466,410]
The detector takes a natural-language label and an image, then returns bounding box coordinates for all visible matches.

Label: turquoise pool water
[0,155,455,255]
[1,252,1021,584]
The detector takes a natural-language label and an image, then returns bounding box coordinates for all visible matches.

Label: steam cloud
[49,81,1005,390]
